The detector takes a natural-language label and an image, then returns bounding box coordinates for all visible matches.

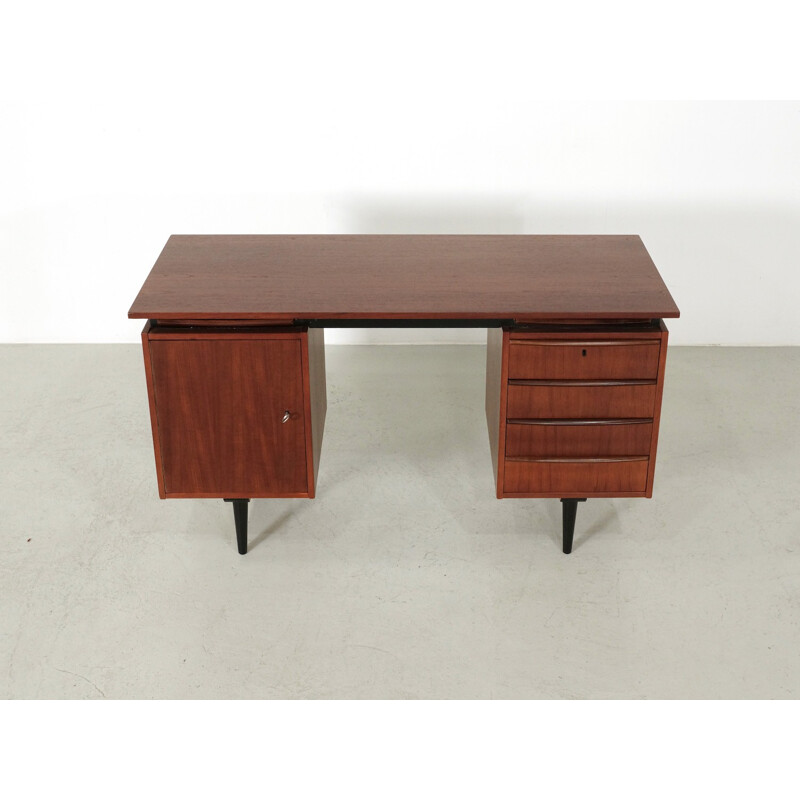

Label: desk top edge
[128,234,680,320]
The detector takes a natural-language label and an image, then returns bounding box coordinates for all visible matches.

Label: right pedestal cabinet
[486,321,669,552]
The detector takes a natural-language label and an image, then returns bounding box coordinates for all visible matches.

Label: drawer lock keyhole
[581,349,587,356]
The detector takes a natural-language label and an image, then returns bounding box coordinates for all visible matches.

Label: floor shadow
[572,506,621,552]
[247,509,295,551]
[541,499,563,549]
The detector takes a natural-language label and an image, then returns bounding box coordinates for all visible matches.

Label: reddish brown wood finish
[508,327,663,339]
[154,319,296,327]
[133,236,676,516]
[508,340,660,380]
[506,383,657,419]
[504,459,649,494]
[505,420,653,458]
[147,335,309,497]
[486,321,671,499]
[128,235,680,321]
[509,321,662,331]
[148,325,304,339]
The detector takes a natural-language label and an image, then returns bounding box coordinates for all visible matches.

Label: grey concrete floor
[1,344,799,699]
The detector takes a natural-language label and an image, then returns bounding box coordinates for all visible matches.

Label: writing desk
[129,235,679,554]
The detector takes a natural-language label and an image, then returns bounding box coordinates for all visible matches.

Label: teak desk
[129,235,680,555]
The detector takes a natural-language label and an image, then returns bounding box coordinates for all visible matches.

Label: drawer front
[505,420,653,458]
[504,458,649,494]
[507,383,656,419]
[508,340,660,380]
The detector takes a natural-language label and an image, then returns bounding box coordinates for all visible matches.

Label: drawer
[504,458,649,494]
[508,339,660,380]
[505,420,653,458]
[507,382,656,419]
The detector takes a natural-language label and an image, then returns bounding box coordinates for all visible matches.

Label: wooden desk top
[128,235,679,321]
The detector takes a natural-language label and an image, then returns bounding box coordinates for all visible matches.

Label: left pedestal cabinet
[141,323,326,505]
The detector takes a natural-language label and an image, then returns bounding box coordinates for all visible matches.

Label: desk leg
[560,499,586,555]
[224,499,250,554]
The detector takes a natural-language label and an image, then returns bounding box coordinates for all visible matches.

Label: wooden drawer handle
[507,418,653,426]
[509,379,656,387]
[511,340,659,346]
[506,456,649,463]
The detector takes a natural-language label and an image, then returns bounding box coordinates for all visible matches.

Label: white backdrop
[2,3,798,345]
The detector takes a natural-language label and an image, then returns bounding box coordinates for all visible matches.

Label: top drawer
[508,339,660,380]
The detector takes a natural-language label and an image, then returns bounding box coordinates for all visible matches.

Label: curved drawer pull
[506,456,649,463]
[511,339,659,346]
[507,418,653,426]
[509,379,656,387]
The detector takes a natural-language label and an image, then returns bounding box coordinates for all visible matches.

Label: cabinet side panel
[485,328,503,493]
[141,321,166,498]
[645,321,669,497]
[302,328,327,496]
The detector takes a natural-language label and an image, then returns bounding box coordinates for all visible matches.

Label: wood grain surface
[504,459,649,494]
[505,420,654,458]
[508,340,660,380]
[506,383,657,419]
[148,336,309,497]
[128,235,680,321]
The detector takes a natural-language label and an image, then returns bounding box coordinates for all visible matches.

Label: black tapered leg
[224,499,250,554]
[560,498,586,554]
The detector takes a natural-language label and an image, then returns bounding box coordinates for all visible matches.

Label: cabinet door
[148,337,308,497]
